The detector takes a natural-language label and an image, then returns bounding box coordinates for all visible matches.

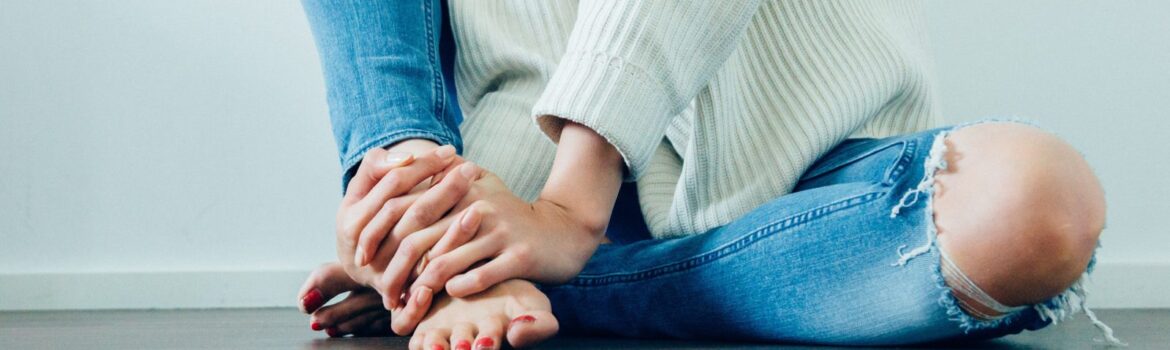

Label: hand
[335,141,473,290]
[298,262,391,338]
[380,170,606,334]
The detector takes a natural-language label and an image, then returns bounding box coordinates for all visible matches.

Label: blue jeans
[301,0,463,191]
[544,126,1088,345]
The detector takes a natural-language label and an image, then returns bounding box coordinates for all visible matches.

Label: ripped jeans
[542,124,1104,346]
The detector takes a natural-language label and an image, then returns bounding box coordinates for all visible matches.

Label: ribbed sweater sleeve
[531,0,761,180]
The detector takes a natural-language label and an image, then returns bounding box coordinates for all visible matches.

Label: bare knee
[932,123,1104,316]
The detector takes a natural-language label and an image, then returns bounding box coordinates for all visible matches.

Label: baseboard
[0,270,309,311]
[1,263,1166,311]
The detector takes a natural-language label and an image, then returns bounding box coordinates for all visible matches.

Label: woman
[297,1,1118,349]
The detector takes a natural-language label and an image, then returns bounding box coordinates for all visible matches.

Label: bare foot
[298,263,392,337]
[407,279,558,350]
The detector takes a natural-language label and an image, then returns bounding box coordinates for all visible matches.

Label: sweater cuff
[532,52,676,181]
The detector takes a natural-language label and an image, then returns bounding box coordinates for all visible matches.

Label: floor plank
[1,308,1163,349]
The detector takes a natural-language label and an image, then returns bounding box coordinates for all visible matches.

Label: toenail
[310,322,323,331]
[431,344,445,350]
[302,289,324,311]
[455,340,471,350]
[510,315,536,324]
[474,337,494,350]
[325,327,340,338]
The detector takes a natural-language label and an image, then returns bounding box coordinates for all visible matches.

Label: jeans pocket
[799,138,911,186]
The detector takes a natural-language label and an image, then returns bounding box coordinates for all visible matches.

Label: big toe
[505,310,558,348]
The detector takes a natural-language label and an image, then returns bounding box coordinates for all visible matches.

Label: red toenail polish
[432,344,445,350]
[474,337,494,350]
[310,322,323,331]
[511,315,536,324]
[302,289,324,311]
[455,340,471,350]
[325,327,340,338]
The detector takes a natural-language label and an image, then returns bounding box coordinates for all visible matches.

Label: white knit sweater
[451,0,940,238]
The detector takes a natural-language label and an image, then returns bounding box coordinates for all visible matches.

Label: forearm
[538,121,625,236]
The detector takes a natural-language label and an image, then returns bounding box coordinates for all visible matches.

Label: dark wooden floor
[0,308,1163,349]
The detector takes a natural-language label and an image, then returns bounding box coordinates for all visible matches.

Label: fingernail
[455,340,472,350]
[460,210,477,231]
[302,289,324,311]
[310,322,324,331]
[436,145,456,159]
[353,247,365,266]
[325,327,340,338]
[474,337,494,350]
[415,287,432,306]
[385,152,411,166]
[510,315,536,325]
[448,275,469,293]
[458,162,479,179]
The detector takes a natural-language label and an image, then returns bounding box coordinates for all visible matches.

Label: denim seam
[569,191,886,286]
[422,0,448,141]
[882,139,918,186]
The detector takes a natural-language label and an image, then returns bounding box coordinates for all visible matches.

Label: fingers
[298,263,362,313]
[428,152,468,188]
[429,204,484,258]
[390,286,434,336]
[339,145,456,246]
[344,148,415,204]
[411,236,500,298]
[359,145,457,214]
[355,161,480,268]
[446,253,522,298]
[379,223,449,309]
[354,193,421,266]
[392,162,481,249]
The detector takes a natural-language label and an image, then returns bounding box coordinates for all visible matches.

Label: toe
[310,290,382,331]
[449,323,475,350]
[504,310,558,348]
[333,309,388,336]
[473,318,504,350]
[424,329,451,350]
[352,317,391,337]
[298,263,361,313]
[409,330,426,350]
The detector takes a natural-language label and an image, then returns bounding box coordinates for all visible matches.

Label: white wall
[0,0,340,308]
[1,0,1167,310]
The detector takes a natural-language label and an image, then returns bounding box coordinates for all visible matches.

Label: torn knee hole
[940,252,1025,320]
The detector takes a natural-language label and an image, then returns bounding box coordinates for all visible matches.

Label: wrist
[536,196,609,237]
[538,121,624,236]
[533,198,609,246]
